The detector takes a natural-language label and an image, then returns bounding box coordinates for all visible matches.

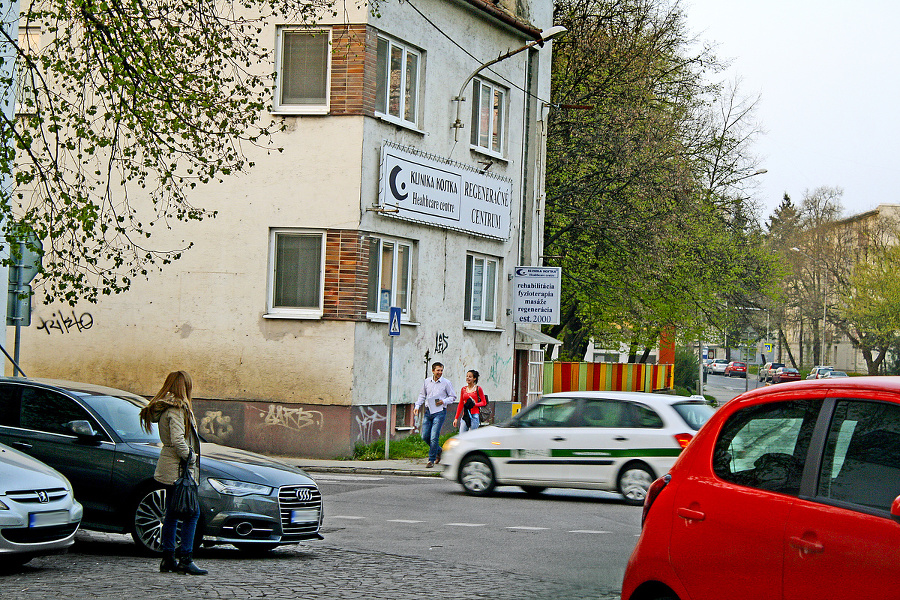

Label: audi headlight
[208,478,273,497]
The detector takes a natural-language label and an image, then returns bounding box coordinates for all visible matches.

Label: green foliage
[352,431,458,460]
[1,0,369,304]
[545,0,778,357]
[672,346,698,392]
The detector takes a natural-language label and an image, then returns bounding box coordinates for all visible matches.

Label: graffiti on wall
[435,331,449,354]
[199,410,235,444]
[259,404,324,432]
[355,406,386,443]
[36,311,93,335]
[488,353,513,386]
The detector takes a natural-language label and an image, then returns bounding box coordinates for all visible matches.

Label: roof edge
[454,0,543,40]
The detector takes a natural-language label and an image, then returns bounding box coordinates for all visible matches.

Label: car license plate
[290,509,318,524]
[29,510,70,528]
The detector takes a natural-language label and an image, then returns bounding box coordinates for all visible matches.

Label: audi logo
[295,488,313,502]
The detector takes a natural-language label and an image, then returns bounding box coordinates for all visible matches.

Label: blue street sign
[389,307,401,336]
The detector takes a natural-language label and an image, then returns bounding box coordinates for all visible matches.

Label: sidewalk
[278,456,442,477]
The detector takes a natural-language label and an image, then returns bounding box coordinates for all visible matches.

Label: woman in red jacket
[453,369,488,432]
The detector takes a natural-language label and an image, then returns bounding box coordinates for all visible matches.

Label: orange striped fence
[543,362,674,394]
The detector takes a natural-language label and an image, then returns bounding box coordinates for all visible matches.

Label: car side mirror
[66,419,100,440]
[892,496,900,524]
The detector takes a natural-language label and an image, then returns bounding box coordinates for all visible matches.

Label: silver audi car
[0,378,323,554]
[0,441,83,565]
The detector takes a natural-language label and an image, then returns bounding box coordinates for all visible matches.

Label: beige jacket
[149,396,200,485]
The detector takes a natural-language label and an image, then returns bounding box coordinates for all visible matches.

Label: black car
[0,377,323,554]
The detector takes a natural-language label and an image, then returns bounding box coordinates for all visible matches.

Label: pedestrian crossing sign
[389,306,401,336]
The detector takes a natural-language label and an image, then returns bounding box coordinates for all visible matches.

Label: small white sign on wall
[512,266,561,325]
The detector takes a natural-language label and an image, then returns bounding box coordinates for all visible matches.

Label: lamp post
[451,25,566,140]
[791,247,827,366]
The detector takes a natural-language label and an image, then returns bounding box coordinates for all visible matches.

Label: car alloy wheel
[459,455,496,496]
[132,487,167,554]
[618,464,654,506]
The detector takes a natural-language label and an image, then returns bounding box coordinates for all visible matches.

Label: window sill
[264,311,324,320]
[463,323,504,333]
[271,106,330,116]
[469,145,508,163]
[374,113,426,135]
[367,313,420,326]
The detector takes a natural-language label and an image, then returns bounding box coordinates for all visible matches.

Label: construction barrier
[543,362,674,395]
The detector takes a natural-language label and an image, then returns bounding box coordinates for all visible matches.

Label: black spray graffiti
[435,331,449,354]
[36,311,93,335]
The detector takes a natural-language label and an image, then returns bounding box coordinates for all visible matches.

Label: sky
[684,0,900,223]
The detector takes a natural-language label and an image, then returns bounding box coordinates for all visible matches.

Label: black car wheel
[459,455,496,496]
[131,486,203,554]
[618,463,654,506]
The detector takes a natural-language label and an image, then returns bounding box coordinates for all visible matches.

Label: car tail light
[674,433,693,449]
[641,473,671,527]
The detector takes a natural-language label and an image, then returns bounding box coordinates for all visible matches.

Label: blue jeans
[460,412,480,433]
[161,484,200,554]
[421,409,446,462]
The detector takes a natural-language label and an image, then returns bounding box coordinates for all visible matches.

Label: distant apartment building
[14,0,558,457]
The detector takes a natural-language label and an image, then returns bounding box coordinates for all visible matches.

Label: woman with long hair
[138,371,206,575]
[453,369,488,432]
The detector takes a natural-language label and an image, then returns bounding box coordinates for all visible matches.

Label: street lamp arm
[452,26,566,140]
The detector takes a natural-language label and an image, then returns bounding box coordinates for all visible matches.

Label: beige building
[13,0,558,457]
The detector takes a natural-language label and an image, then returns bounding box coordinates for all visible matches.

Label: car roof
[542,390,702,407]
[0,376,147,401]
[737,376,900,400]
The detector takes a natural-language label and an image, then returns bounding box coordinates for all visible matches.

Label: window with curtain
[275,28,330,112]
[268,230,324,317]
[464,253,498,327]
[375,35,421,127]
[367,237,412,316]
[470,78,506,155]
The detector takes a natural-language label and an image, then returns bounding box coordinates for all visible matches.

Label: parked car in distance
[807,365,834,379]
[723,361,747,378]
[758,362,785,382]
[622,376,900,600]
[0,442,83,566]
[708,359,730,375]
[822,370,849,378]
[440,391,714,505]
[701,358,714,373]
[0,378,324,555]
[771,367,801,384]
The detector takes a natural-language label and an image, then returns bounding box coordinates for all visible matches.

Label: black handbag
[171,449,199,517]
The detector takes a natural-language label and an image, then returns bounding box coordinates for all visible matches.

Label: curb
[298,465,442,477]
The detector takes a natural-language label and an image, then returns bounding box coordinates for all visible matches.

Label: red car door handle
[676,507,706,521]
[789,536,824,554]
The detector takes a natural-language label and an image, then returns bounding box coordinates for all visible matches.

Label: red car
[723,361,747,378]
[771,366,801,384]
[622,377,900,600]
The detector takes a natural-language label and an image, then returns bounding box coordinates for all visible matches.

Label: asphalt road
[0,474,628,600]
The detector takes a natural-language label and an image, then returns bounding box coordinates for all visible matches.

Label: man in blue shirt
[414,362,457,468]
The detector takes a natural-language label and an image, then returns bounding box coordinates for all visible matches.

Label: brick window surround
[323,230,370,320]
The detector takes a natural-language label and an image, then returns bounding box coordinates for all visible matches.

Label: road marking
[506,526,549,531]
[330,516,366,520]
[387,519,424,524]
[568,530,611,534]
[445,522,487,527]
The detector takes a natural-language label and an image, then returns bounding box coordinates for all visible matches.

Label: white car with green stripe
[440,391,713,504]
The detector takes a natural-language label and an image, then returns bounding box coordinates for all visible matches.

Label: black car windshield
[79,393,159,443]
[672,402,714,431]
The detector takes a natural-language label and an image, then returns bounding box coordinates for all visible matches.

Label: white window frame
[464,253,499,328]
[266,229,326,319]
[273,27,331,115]
[375,34,421,128]
[470,77,507,157]
[367,236,413,318]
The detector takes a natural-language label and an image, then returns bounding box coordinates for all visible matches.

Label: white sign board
[379,143,513,240]
[513,266,561,325]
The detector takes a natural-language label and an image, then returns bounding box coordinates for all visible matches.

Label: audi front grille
[277,485,322,541]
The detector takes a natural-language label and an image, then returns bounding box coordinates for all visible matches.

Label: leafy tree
[545,0,776,360]
[1,0,352,303]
